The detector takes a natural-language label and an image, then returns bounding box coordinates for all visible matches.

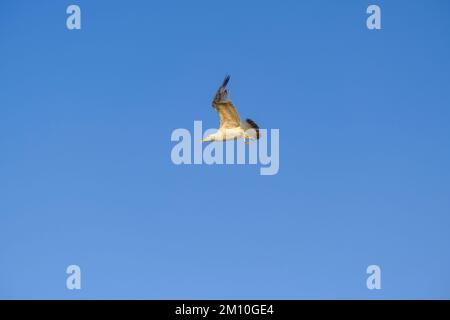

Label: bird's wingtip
[222,75,231,88]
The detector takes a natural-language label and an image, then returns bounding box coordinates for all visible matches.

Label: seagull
[202,75,260,143]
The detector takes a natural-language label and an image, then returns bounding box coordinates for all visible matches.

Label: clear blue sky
[1,0,450,299]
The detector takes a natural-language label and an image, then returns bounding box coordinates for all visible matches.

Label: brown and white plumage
[202,76,260,142]
[212,75,241,129]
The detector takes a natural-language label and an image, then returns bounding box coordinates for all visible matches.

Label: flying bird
[202,75,260,143]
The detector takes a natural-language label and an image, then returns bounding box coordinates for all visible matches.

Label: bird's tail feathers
[241,118,260,140]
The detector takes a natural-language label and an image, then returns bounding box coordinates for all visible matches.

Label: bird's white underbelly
[216,127,244,141]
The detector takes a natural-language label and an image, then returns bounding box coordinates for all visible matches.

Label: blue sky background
[1,0,450,299]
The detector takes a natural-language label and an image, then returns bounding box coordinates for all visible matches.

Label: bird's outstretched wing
[212,75,241,129]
